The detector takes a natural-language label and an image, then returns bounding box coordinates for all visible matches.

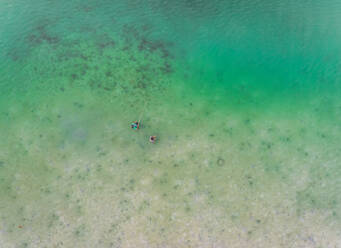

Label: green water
[1,0,341,247]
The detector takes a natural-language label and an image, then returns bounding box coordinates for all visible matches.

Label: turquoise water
[1,1,341,247]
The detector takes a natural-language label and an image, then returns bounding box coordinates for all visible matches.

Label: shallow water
[1,0,341,247]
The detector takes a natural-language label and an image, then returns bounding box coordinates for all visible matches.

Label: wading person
[149,135,156,143]
[131,121,140,130]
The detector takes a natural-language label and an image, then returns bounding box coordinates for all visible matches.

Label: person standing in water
[131,121,140,130]
[149,135,156,143]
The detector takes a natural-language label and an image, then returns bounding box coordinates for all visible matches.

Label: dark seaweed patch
[139,38,161,52]
[243,118,251,125]
[136,80,147,89]
[28,21,177,97]
[20,242,29,248]
[159,178,168,185]
[97,40,116,49]
[80,54,89,61]
[224,127,233,136]
[27,22,60,46]
[73,224,86,237]
[160,62,173,74]
[122,24,140,41]
[246,175,254,186]
[263,163,281,173]
[96,164,102,172]
[9,20,60,61]
[135,64,150,73]
[71,74,78,80]
[73,102,84,109]
[78,5,94,13]
[122,24,173,59]
[89,80,96,89]
[217,158,225,166]
[106,71,112,77]
[279,136,291,142]
[96,33,116,50]
[261,141,273,150]
[6,49,21,61]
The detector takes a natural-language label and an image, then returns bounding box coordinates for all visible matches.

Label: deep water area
[0,0,340,247]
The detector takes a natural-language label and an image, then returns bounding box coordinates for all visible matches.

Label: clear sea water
[0,0,341,247]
